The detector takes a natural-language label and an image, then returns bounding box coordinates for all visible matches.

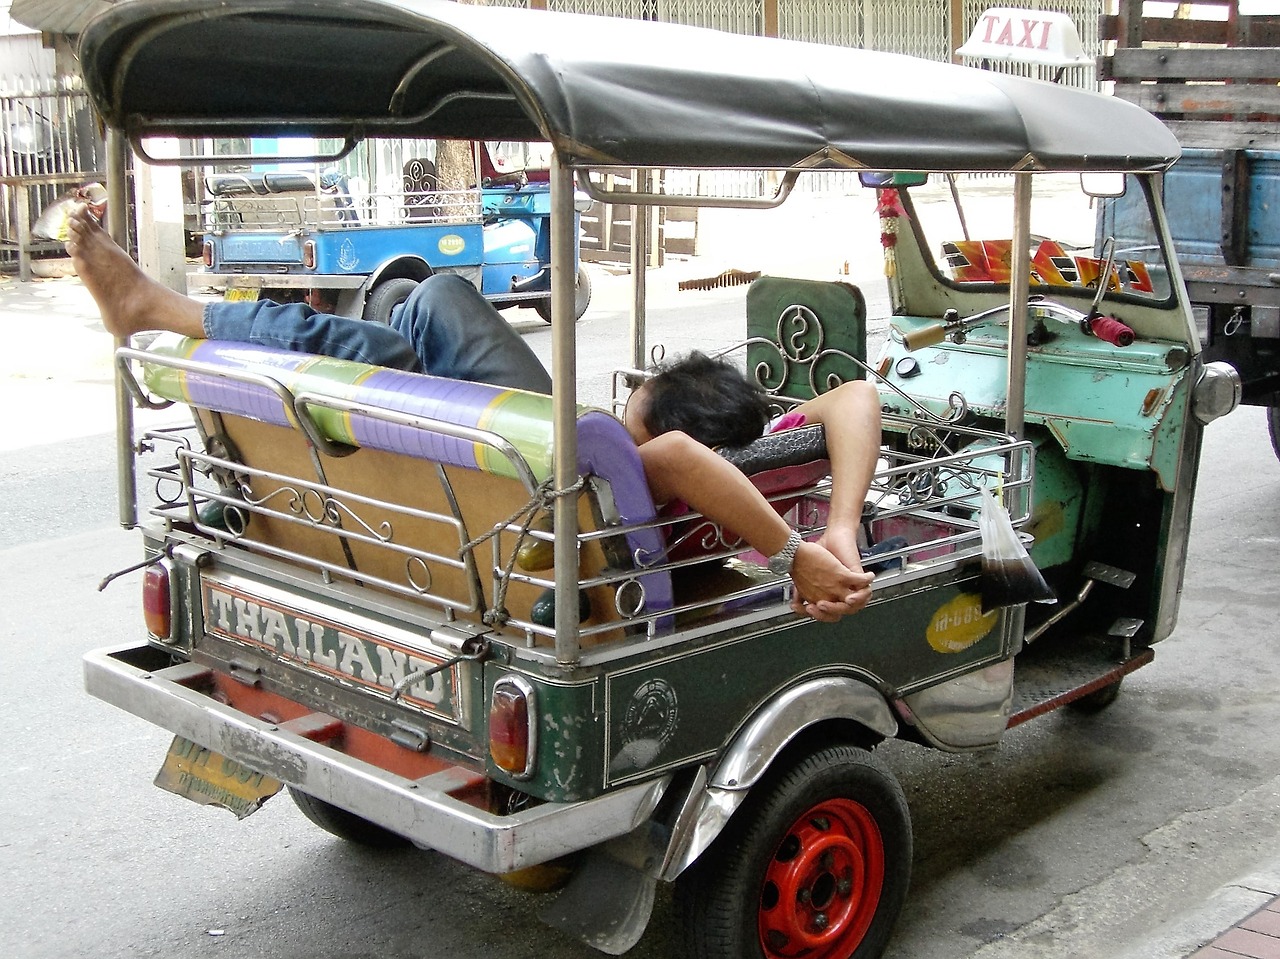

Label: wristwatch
[767,529,803,576]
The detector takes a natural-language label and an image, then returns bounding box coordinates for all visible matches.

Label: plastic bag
[32,183,107,242]
[978,487,1056,612]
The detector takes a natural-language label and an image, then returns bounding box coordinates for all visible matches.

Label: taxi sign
[957,7,1093,68]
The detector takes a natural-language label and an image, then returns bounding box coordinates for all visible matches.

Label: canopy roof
[78,0,1180,173]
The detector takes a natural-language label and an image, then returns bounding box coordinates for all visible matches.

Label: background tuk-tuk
[187,136,592,323]
[73,2,1240,957]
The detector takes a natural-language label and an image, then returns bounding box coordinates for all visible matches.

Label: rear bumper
[186,272,367,290]
[85,642,670,873]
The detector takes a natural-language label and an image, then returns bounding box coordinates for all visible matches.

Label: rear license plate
[223,284,261,302]
[154,735,282,819]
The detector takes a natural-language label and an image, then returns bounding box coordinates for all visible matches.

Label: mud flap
[537,821,666,954]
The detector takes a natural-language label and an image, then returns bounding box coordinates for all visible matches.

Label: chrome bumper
[84,643,670,873]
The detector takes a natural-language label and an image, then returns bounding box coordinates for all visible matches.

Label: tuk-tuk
[190,137,592,323]
[76,2,1240,957]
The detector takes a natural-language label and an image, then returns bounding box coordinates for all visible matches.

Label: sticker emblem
[437,234,466,256]
[927,592,999,653]
[610,677,680,776]
[337,238,358,271]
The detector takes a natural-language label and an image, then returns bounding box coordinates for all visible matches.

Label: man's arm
[636,430,873,620]
[790,380,883,572]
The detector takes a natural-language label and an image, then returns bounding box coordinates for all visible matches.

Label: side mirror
[859,171,929,189]
[1080,172,1126,198]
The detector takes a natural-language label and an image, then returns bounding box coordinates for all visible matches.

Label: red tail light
[302,240,317,269]
[202,240,213,268]
[142,561,173,639]
[489,677,536,779]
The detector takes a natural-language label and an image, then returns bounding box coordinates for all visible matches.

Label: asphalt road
[3,235,1280,959]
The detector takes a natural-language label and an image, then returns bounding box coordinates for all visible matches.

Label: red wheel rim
[757,798,885,959]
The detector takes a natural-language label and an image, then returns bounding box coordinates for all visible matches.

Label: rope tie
[460,475,587,627]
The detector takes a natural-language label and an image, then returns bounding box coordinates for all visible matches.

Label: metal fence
[0,74,105,272]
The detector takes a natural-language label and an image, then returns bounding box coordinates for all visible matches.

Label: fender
[658,675,896,880]
[364,254,433,294]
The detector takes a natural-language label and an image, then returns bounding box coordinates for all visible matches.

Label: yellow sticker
[926,593,999,653]
[437,234,466,256]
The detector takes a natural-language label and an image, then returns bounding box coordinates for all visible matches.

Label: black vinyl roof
[77,0,1181,173]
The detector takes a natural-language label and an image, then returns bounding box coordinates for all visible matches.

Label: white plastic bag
[978,487,1056,612]
[32,183,107,242]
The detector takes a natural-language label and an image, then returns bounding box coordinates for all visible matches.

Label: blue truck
[188,140,591,324]
[1100,0,1280,458]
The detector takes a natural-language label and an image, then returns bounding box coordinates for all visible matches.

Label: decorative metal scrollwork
[244,483,394,542]
[614,578,647,619]
[405,555,434,594]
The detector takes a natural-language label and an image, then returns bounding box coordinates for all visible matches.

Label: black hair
[642,351,770,448]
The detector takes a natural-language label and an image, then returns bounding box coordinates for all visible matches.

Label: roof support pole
[1005,172,1031,439]
[630,170,649,370]
[550,156,582,665]
[109,128,138,529]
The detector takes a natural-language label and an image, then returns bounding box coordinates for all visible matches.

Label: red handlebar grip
[1089,315,1134,347]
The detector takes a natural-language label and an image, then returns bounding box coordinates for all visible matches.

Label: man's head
[624,351,769,448]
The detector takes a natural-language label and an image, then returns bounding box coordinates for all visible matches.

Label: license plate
[223,285,261,302]
[153,735,282,819]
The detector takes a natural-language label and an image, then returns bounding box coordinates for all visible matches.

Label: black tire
[1268,404,1280,464]
[288,787,410,849]
[362,276,421,324]
[1067,678,1123,714]
[677,744,912,959]
[533,265,592,323]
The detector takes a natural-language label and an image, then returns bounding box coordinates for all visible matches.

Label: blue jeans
[202,273,551,394]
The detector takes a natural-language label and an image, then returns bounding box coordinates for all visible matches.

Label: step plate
[1008,636,1154,728]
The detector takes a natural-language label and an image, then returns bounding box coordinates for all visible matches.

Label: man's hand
[789,541,874,622]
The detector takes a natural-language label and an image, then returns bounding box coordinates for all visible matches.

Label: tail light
[489,676,536,779]
[202,240,213,268]
[142,559,174,639]
[302,240,317,269]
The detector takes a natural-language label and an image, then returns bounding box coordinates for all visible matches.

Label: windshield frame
[895,173,1180,314]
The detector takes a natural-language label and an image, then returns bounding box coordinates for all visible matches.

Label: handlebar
[902,298,1135,352]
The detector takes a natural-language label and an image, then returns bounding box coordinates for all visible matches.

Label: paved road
[3,226,1280,959]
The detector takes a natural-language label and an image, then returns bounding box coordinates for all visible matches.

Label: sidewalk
[1119,865,1280,959]
[1191,897,1280,959]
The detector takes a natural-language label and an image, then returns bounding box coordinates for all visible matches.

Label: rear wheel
[677,744,912,959]
[288,788,410,849]
[1067,677,1123,714]
[1268,404,1280,464]
[533,265,592,322]
[362,276,420,324]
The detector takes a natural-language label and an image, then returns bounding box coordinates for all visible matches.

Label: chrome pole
[550,156,581,665]
[108,128,137,528]
[630,170,649,369]
[1006,173,1031,439]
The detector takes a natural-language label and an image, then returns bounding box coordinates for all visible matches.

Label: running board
[1007,634,1154,728]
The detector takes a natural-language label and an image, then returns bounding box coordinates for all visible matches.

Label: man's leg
[204,299,422,371]
[66,203,421,371]
[390,274,551,393]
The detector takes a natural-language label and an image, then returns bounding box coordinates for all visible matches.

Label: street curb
[1116,865,1280,959]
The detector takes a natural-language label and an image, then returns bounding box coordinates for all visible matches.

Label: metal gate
[0,75,105,274]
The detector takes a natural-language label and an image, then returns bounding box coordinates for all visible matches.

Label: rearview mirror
[1080,172,1126,198]
[859,171,929,189]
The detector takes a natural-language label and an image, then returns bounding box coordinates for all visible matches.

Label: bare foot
[64,204,204,339]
